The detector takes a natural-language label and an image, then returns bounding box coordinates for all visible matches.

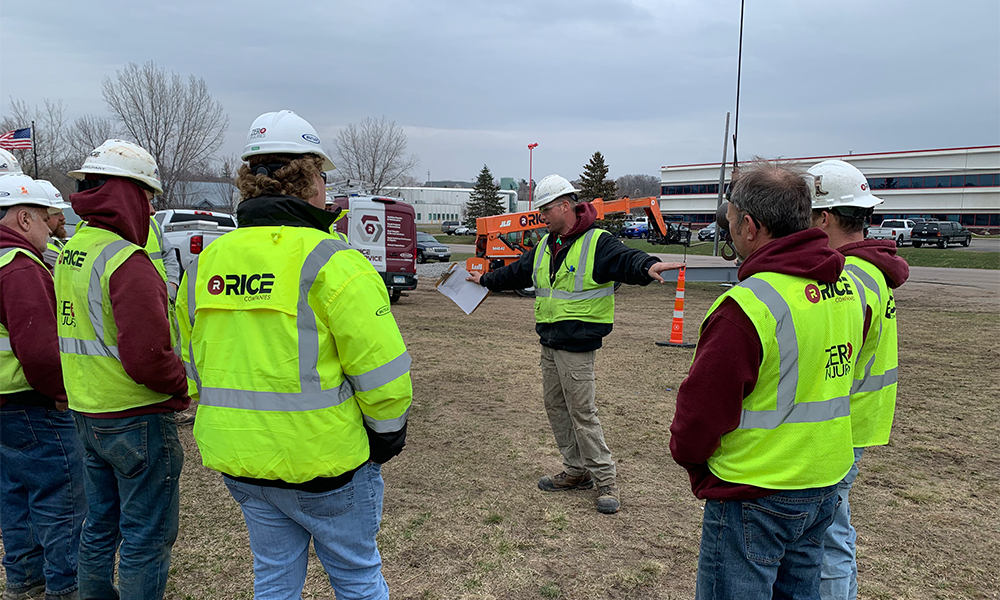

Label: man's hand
[648,262,686,283]
[466,270,484,285]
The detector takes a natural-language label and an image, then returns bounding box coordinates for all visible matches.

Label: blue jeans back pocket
[92,422,148,478]
[742,501,809,565]
[0,411,38,452]
[297,483,355,518]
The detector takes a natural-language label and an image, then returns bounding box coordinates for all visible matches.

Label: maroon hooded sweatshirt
[838,239,910,289]
[68,178,189,417]
[0,225,66,409]
[670,228,869,500]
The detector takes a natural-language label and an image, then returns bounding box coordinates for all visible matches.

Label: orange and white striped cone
[656,266,696,348]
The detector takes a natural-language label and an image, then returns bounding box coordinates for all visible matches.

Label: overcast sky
[3,0,998,183]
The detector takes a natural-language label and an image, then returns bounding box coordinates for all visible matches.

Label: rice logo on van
[355,214,384,243]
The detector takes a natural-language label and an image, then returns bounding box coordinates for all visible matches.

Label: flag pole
[31,120,39,178]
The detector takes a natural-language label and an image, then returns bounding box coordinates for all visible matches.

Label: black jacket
[228,195,406,493]
[480,225,659,352]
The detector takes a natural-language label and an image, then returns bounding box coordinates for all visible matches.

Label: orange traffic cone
[656,266,696,348]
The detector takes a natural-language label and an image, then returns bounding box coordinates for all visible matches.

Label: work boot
[596,485,621,514]
[46,591,80,600]
[2,583,46,600]
[538,471,594,492]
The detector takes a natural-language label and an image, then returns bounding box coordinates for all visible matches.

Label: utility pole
[714,113,730,257]
[528,143,538,209]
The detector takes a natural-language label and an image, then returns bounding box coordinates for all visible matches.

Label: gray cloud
[3,0,996,182]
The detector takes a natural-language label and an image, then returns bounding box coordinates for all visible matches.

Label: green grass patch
[625,239,1000,269]
[540,582,562,598]
[895,248,999,269]
[435,234,476,244]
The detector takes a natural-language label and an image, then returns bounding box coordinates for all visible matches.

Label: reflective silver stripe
[297,240,350,393]
[844,269,877,384]
[148,251,165,260]
[845,265,881,304]
[186,259,199,327]
[0,338,11,352]
[673,310,684,319]
[573,229,599,292]
[739,395,851,430]
[532,234,549,290]
[737,277,799,429]
[199,379,354,412]
[533,287,614,300]
[347,351,411,393]
[0,248,15,259]
[851,367,898,394]
[363,407,409,433]
[59,337,120,359]
[87,240,133,346]
[183,360,197,382]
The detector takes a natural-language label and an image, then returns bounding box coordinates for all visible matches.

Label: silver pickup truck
[866,219,916,247]
[155,209,237,272]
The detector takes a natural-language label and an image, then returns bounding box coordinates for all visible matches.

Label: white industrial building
[659,146,1000,230]
[389,187,518,224]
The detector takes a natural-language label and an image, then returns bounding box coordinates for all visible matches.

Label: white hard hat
[241,110,336,171]
[68,139,163,195]
[534,174,580,209]
[0,148,23,175]
[0,174,69,209]
[35,180,71,209]
[808,160,883,210]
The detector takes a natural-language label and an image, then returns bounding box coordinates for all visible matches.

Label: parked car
[867,219,916,246]
[910,221,972,248]
[454,225,477,235]
[416,232,452,263]
[441,220,461,235]
[621,222,649,239]
[697,222,729,242]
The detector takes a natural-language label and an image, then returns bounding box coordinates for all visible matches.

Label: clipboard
[436,263,490,315]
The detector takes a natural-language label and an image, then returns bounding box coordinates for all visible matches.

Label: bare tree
[615,174,661,198]
[1,98,76,195]
[333,116,419,195]
[67,114,119,162]
[102,61,228,207]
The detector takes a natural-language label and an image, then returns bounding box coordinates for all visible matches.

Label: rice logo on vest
[208,273,275,301]
[824,342,853,380]
[804,275,855,304]
[57,249,87,270]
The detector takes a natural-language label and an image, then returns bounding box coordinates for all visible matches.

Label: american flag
[0,128,32,150]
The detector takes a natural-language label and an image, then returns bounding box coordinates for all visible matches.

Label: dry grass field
[2,275,998,599]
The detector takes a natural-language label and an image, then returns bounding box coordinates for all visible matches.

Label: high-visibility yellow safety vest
[54,226,172,412]
[844,256,898,447]
[0,247,49,394]
[703,270,868,489]
[147,218,168,283]
[532,229,614,324]
[177,225,412,483]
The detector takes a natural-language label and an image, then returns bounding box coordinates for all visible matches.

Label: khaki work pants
[540,346,616,486]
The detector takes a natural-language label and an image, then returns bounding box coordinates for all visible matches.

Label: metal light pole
[528,143,539,209]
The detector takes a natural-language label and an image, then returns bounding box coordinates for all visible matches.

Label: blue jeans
[223,462,388,600]
[696,485,841,600]
[820,448,865,600]
[0,407,87,597]
[72,412,184,600]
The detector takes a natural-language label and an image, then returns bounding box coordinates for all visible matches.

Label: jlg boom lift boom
[466,196,685,276]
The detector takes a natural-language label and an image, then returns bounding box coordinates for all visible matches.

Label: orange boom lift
[466,196,681,277]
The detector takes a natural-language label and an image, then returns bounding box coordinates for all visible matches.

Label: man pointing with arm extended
[468,174,682,514]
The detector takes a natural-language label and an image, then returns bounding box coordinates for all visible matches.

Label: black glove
[366,421,407,464]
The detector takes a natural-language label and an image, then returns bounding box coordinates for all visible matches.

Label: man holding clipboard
[466,174,683,514]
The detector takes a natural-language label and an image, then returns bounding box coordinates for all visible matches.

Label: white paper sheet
[436,263,490,315]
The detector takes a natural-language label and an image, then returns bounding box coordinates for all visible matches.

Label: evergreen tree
[578,151,618,202]
[465,164,505,227]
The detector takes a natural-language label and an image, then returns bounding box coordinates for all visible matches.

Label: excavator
[465,196,689,290]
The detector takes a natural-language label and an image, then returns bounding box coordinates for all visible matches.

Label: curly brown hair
[236,154,324,202]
